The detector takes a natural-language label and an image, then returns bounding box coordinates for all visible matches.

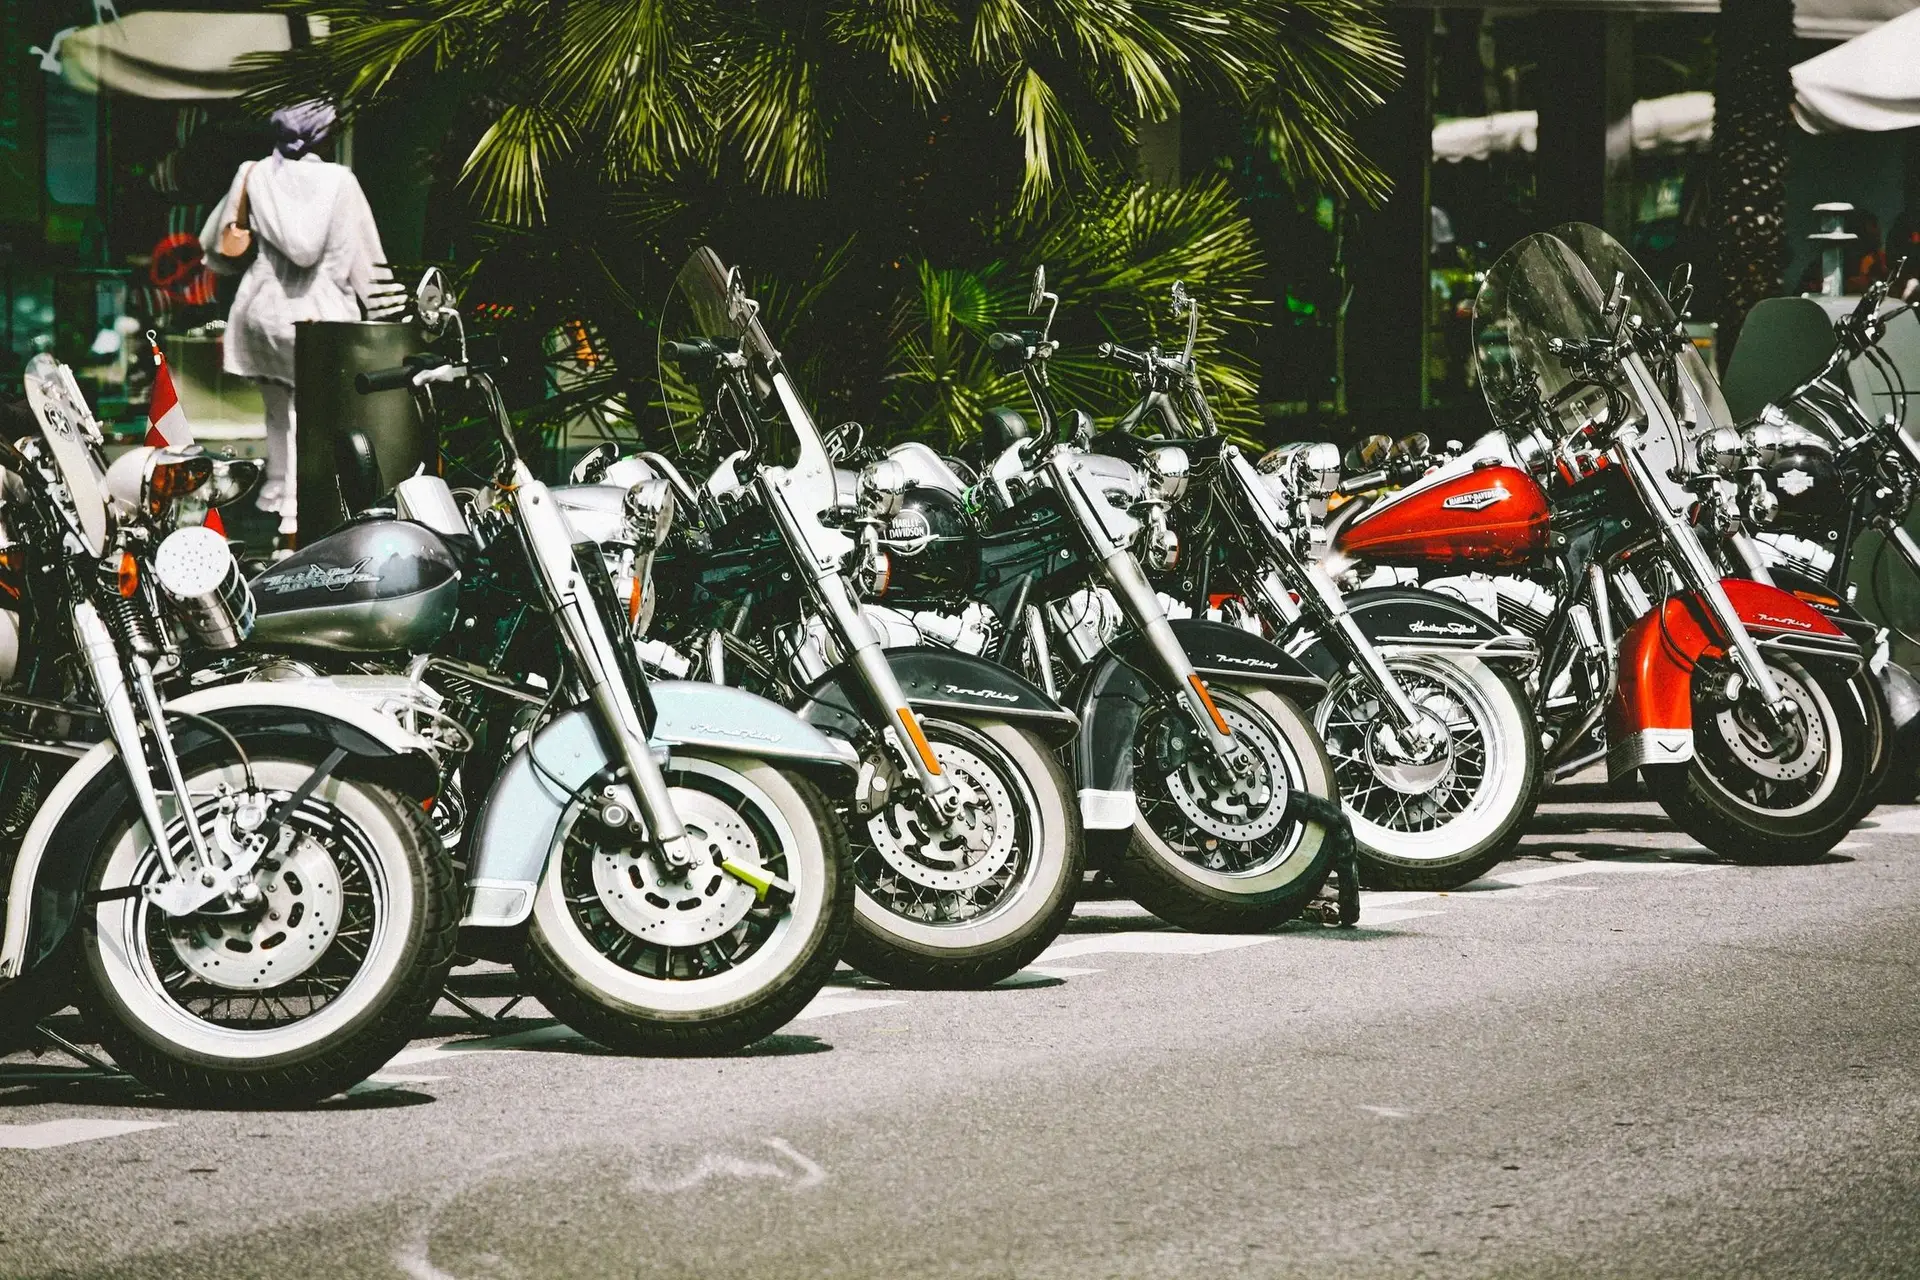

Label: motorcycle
[0,355,457,1103]
[1096,281,1540,890]
[1705,276,1920,799]
[839,268,1356,931]
[238,271,857,1054]
[1325,223,1872,863]
[638,249,1084,988]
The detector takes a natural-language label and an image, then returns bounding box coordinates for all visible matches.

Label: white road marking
[1358,907,1442,926]
[0,1119,168,1150]
[629,1137,826,1193]
[1356,1105,1415,1118]
[1038,931,1277,963]
[1020,965,1102,980]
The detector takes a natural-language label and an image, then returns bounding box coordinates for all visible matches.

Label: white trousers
[257,379,298,533]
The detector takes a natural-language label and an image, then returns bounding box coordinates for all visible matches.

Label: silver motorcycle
[254,272,857,1054]
[0,355,456,1104]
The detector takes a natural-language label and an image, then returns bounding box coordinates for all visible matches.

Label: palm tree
[1709,0,1795,365]
[247,1,1400,441]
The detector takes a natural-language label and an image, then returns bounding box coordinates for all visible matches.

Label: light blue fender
[461,683,856,929]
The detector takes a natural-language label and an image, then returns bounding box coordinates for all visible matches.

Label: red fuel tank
[1332,464,1550,569]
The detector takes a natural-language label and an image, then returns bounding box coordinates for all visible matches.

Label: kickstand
[31,1024,128,1077]
[443,989,525,1026]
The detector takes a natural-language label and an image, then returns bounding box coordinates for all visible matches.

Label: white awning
[1433,92,1714,164]
[54,12,322,100]
[1395,0,1916,41]
[1793,8,1920,132]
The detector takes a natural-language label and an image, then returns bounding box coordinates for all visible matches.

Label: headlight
[1696,426,1743,476]
[622,478,675,550]
[858,458,909,518]
[1143,446,1189,503]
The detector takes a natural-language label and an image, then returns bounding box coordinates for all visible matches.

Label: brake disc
[589,790,762,947]
[166,833,342,990]
[1159,702,1291,842]
[1713,668,1824,783]
[866,739,1019,892]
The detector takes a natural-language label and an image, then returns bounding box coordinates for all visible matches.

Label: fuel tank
[1331,461,1549,570]
[250,518,462,654]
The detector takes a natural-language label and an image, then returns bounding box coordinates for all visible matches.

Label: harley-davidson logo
[259,558,380,594]
[1776,468,1815,497]
[1407,620,1479,635]
[1441,485,1509,512]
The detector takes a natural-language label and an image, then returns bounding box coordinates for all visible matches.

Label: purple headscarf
[271,100,337,159]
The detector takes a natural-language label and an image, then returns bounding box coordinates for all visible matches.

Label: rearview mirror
[1029,265,1048,315]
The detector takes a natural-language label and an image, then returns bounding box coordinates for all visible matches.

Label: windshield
[1551,222,1732,434]
[22,354,108,555]
[1472,231,1615,443]
[655,248,841,519]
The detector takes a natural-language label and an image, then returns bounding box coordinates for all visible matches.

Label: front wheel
[1643,655,1870,864]
[76,755,457,1105]
[843,718,1083,989]
[522,752,851,1055]
[1112,684,1336,932]
[1317,656,1540,891]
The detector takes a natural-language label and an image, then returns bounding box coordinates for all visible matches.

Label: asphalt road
[5,783,1919,1279]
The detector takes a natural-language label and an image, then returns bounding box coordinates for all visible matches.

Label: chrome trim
[1608,727,1693,777]
[1079,788,1137,830]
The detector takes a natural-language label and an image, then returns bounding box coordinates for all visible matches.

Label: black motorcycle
[640,248,1085,988]
[838,268,1357,931]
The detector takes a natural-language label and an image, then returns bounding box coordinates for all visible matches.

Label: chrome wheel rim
[1696,661,1843,819]
[1317,657,1512,864]
[1135,690,1306,878]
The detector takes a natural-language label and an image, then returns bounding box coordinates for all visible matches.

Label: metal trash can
[293,319,428,539]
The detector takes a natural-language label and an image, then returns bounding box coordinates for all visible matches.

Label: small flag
[146,332,192,449]
[147,333,225,537]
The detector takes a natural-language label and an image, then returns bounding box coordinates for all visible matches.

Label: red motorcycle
[1324,224,1871,863]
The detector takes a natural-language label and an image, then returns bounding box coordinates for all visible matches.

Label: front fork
[762,476,959,819]
[1611,431,1790,712]
[1220,448,1435,748]
[1048,453,1244,769]
[511,466,700,873]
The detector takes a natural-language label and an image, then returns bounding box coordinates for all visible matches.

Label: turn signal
[116,552,140,598]
[146,454,214,510]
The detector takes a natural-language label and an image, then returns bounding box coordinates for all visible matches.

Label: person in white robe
[200,100,392,536]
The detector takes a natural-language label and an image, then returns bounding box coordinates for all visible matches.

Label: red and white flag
[147,333,224,536]
[146,333,193,449]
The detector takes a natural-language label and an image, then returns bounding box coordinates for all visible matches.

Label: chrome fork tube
[1049,452,1241,762]
[73,600,180,877]
[130,654,215,869]
[1611,428,1787,708]
[512,467,694,868]
[763,478,955,807]
[1222,448,1428,733]
[1024,605,1058,700]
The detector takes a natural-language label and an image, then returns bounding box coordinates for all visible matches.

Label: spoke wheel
[1116,684,1335,932]
[77,755,454,1105]
[523,752,851,1054]
[1317,656,1538,890]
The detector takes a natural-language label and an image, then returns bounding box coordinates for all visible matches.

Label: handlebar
[662,338,723,365]
[355,353,507,395]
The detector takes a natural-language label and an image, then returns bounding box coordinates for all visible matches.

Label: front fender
[1334,587,1532,665]
[1072,622,1318,830]
[793,647,1078,746]
[462,690,857,930]
[0,683,439,984]
[1606,579,1859,777]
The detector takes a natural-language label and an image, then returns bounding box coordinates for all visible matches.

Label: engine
[1426,573,1556,639]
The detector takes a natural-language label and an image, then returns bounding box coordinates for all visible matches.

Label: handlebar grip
[356,364,419,394]
[988,330,1032,373]
[662,339,718,365]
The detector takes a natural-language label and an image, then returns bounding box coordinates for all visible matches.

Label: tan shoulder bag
[218,163,255,259]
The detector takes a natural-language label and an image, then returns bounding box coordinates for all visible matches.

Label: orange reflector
[1188,674,1231,736]
[116,553,140,598]
[627,578,644,626]
[0,545,24,602]
[896,708,942,775]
